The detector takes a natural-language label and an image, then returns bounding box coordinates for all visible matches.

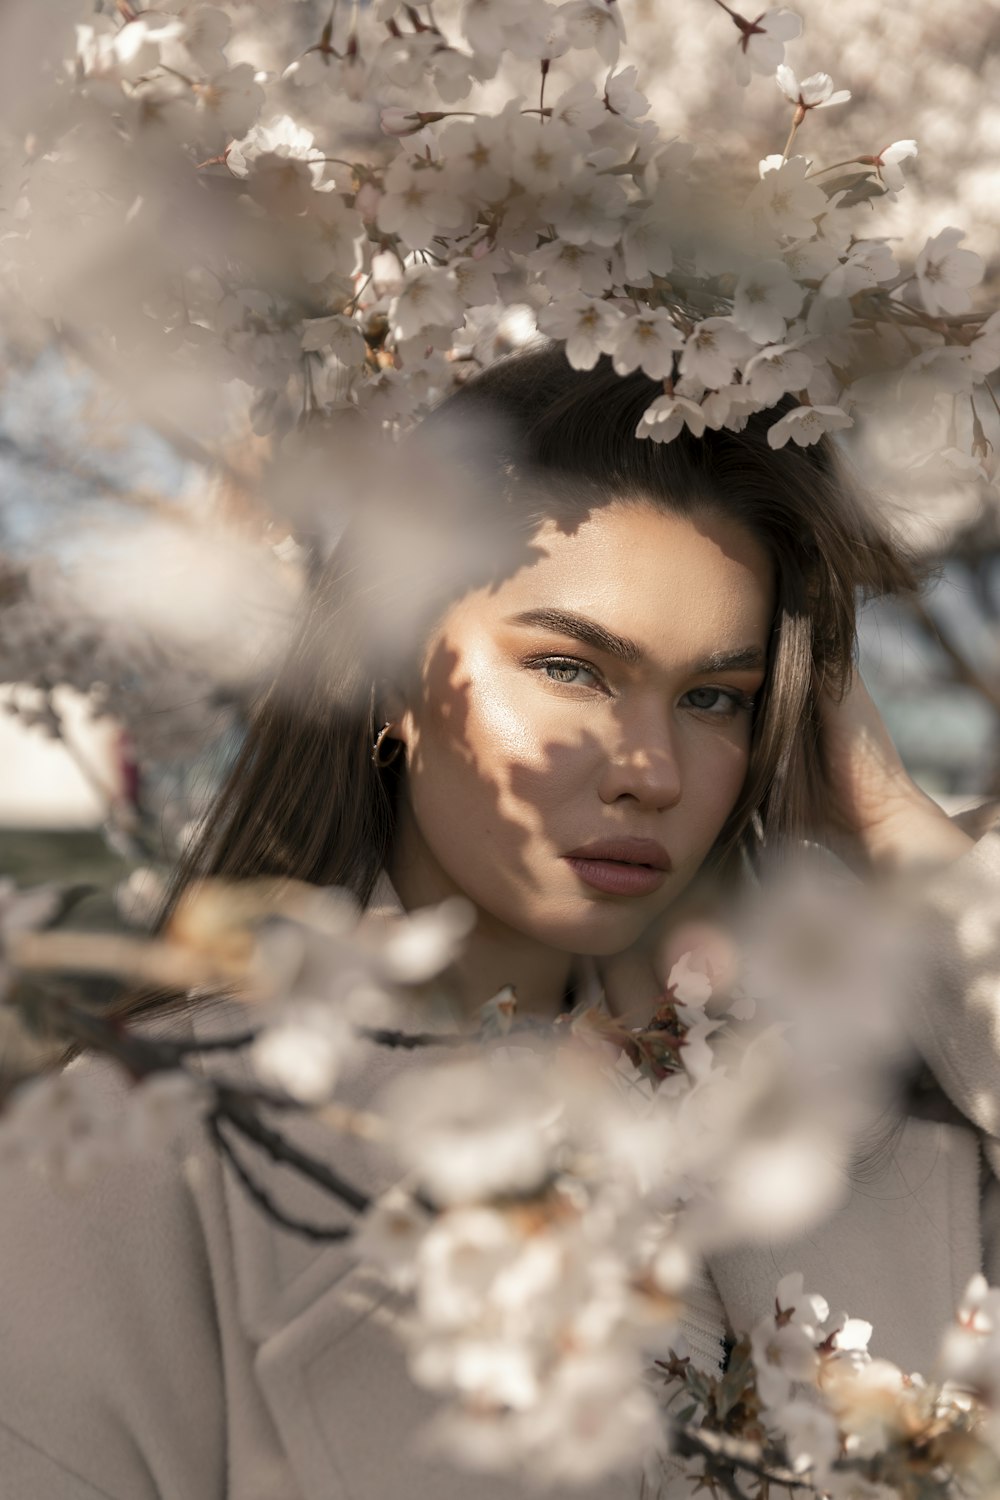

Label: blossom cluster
[4,869,1000,1496]
[0,0,995,833]
[1,0,996,497]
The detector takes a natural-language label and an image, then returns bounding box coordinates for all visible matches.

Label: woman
[1,344,997,1500]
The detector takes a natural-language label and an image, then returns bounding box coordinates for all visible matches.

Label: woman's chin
[521,902,657,958]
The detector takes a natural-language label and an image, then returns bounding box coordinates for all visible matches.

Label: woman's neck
[386,817,574,1024]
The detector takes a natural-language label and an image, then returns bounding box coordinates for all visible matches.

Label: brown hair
[122,344,919,1025]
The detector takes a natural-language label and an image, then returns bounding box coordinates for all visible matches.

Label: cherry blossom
[751,1315,819,1407]
[744,342,814,402]
[730,7,803,86]
[774,1399,840,1476]
[376,156,466,251]
[537,295,623,369]
[251,1001,354,1104]
[437,113,513,202]
[611,308,684,379]
[914,226,985,317]
[388,266,465,345]
[546,167,630,247]
[507,115,585,197]
[748,155,828,241]
[620,206,674,282]
[679,317,755,388]
[819,240,898,300]
[382,1056,559,1206]
[767,403,852,448]
[561,0,627,66]
[635,392,708,442]
[605,66,650,122]
[527,240,614,296]
[733,259,806,343]
[701,383,763,430]
[776,66,851,112]
[871,139,919,193]
[970,310,1000,376]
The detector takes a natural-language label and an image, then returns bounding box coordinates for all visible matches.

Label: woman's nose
[596,717,683,810]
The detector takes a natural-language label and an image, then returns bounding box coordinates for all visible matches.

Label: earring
[371,721,403,769]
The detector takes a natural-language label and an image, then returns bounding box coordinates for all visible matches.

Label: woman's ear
[375,678,412,746]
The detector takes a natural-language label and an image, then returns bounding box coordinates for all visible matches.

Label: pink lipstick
[563,838,671,897]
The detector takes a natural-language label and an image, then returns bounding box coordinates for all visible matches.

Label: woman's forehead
[442,503,775,661]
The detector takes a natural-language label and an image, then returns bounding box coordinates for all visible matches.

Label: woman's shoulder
[0,1040,229,1499]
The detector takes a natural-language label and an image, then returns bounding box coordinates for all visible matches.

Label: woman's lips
[563,857,668,896]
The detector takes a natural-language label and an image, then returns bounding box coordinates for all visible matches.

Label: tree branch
[208,1111,354,1242]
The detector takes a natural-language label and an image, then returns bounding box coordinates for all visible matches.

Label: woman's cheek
[685,732,751,845]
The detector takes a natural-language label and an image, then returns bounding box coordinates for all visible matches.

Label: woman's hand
[817,669,974,873]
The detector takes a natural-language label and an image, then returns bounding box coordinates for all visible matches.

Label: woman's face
[389,501,774,956]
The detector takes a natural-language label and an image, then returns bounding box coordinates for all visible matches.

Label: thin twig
[671,1422,812,1490]
[173,1028,259,1056]
[215,1088,372,1215]
[209,1112,354,1242]
[356,1024,467,1049]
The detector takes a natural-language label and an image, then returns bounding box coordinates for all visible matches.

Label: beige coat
[2,833,1000,1499]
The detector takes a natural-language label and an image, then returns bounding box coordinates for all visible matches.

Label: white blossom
[382,1056,558,1206]
[775,1398,840,1475]
[227,114,323,185]
[507,116,584,196]
[605,66,650,122]
[733,259,805,343]
[744,342,814,402]
[872,139,918,193]
[820,240,898,299]
[527,240,613,296]
[767,403,852,448]
[635,393,707,443]
[516,1352,663,1483]
[390,266,466,343]
[251,1001,354,1104]
[776,66,851,111]
[611,309,683,379]
[537,295,623,369]
[354,1188,432,1290]
[438,114,513,202]
[732,8,802,85]
[751,1315,818,1408]
[776,1270,830,1331]
[376,156,465,251]
[561,0,627,65]
[970,310,1000,376]
[914,226,984,316]
[679,318,754,388]
[547,167,629,247]
[748,156,828,241]
[701,383,762,431]
[301,314,367,363]
[460,0,536,57]
[620,208,674,282]
[378,896,476,983]
[549,78,607,133]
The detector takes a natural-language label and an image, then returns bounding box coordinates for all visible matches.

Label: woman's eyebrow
[507,608,766,674]
[507,607,644,664]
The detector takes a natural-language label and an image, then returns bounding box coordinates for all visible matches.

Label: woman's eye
[683,686,755,716]
[531,657,601,688]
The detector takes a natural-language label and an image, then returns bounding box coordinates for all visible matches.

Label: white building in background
[0,685,122,829]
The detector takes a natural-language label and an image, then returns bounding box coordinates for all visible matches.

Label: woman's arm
[816,669,976,873]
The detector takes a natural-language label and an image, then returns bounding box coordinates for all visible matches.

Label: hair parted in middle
[138,342,918,1026]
